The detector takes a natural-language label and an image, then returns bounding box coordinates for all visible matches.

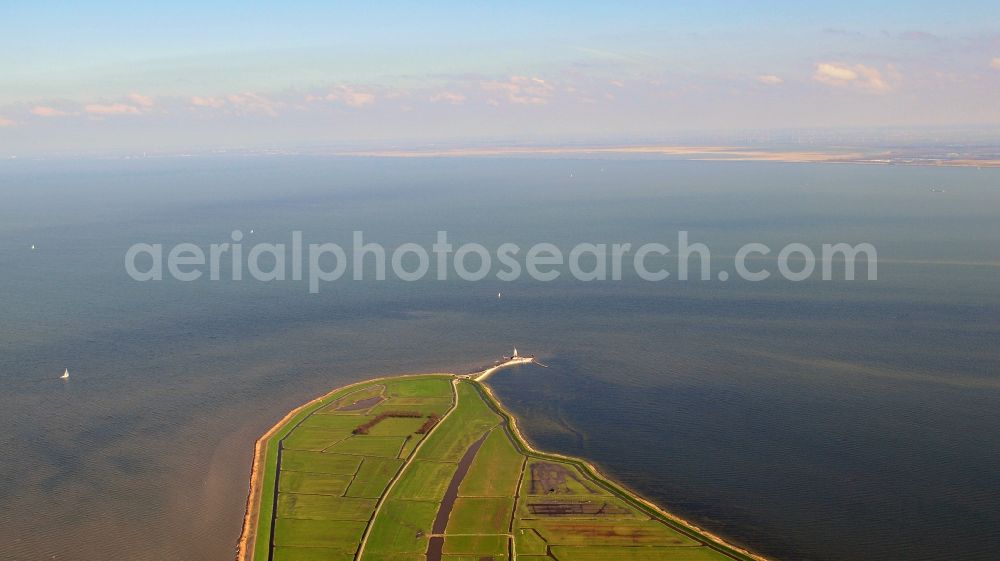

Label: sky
[1,1,999,154]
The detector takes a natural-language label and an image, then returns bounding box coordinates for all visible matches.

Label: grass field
[278,470,353,495]
[459,427,524,497]
[272,547,355,561]
[326,435,407,457]
[273,518,367,547]
[448,496,515,534]
[550,546,739,560]
[370,397,454,417]
[397,434,424,459]
[280,450,362,474]
[416,381,501,462]
[391,460,457,501]
[282,427,352,450]
[444,534,509,556]
[346,456,404,498]
[248,374,762,561]
[277,494,375,520]
[361,499,439,557]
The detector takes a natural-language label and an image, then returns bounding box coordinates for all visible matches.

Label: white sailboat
[60,368,69,380]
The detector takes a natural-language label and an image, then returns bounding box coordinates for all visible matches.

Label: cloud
[755,74,784,85]
[191,96,226,108]
[0,116,15,127]
[226,92,281,116]
[31,105,69,117]
[127,93,156,108]
[481,76,554,105]
[84,103,141,115]
[318,86,377,108]
[813,62,894,92]
[992,57,1000,70]
[429,91,466,104]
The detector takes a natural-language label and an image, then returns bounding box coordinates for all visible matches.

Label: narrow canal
[425,430,492,561]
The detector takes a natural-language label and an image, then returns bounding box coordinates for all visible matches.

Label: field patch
[278,471,352,495]
[398,434,424,459]
[282,427,351,451]
[459,428,525,497]
[337,395,385,411]
[549,545,734,561]
[514,526,549,555]
[379,396,454,406]
[419,383,500,462]
[385,377,453,398]
[301,413,374,430]
[325,435,406,457]
[392,460,458,501]
[272,517,367,548]
[530,519,699,547]
[317,384,385,414]
[443,534,509,556]
[525,461,606,496]
[521,496,635,518]
[365,416,430,437]
[351,410,425,436]
[277,494,375,520]
[360,499,439,557]
[371,396,454,417]
[447,496,515,535]
[346,456,404,498]
[281,451,362,475]
[272,546,354,561]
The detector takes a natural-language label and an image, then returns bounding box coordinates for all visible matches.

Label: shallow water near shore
[1,156,998,561]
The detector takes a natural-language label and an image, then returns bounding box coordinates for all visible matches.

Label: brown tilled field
[529,461,602,495]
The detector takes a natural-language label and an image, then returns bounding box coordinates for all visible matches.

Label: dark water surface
[0,157,998,561]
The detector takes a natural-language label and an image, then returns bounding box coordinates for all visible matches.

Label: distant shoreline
[18,143,998,168]
[236,362,771,561]
[334,143,1000,168]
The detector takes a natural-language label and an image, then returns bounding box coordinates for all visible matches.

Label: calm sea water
[0,157,998,561]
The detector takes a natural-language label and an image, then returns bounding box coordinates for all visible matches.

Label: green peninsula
[237,368,765,561]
